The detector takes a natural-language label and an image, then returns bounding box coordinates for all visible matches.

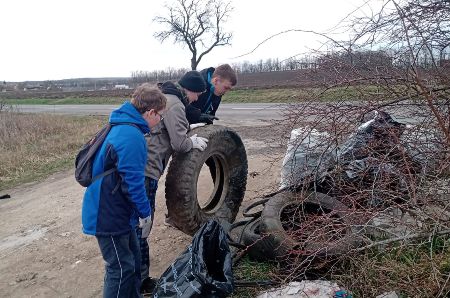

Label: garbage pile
[236,110,435,269]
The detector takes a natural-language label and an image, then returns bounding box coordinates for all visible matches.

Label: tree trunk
[191,54,198,70]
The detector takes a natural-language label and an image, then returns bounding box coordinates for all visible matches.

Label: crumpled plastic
[280,126,336,190]
[337,110,405,165]
[153,219,233,298]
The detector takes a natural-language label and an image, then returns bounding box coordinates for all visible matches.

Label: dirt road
[0,120,286,298]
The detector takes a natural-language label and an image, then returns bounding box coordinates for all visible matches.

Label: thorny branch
[239,1,450,297]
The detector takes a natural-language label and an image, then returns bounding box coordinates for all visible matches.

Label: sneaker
[164,214,178,229]
[140,277,158,295]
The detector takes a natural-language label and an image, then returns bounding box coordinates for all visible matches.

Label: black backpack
[75,123,139,187]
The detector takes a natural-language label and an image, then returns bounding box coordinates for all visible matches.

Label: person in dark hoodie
[82,84,167,298]
[185,64,238,124]
[137,71,208,294]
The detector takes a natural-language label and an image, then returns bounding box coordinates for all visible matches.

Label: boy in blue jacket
[81,84,167,298]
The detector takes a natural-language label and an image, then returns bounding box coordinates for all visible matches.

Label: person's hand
[190,134,208,151]
[189,123,206,130]
[198,114,219,124]
[139,215,153,238]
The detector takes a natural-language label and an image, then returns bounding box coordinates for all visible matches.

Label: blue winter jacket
[82,101,151,236]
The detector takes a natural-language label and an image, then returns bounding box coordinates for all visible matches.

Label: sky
[0,0,364,82]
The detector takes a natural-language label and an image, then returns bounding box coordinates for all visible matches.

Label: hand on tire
[198,114,219,124]
[189,123,206,130]
[190,134,208,151]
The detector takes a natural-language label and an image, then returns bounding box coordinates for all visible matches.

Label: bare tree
[153,0,233,70]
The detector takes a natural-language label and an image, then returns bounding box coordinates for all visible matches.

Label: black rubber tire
[242,219,276,262]
[165,125,248,236]
[260,191,361,263]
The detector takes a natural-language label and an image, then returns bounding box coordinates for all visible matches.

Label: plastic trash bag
[338,111,405,165]
[401,125,446,176]
[280,126,335,190]
[153,219,233,298]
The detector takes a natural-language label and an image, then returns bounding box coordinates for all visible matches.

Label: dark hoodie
[185,67,221,124]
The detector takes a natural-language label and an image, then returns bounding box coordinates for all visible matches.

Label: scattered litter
[70,260,82,268]
[256,280,349,298]
[376,292,398,298]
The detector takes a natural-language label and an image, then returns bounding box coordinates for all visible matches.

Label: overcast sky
[1,0,363,82]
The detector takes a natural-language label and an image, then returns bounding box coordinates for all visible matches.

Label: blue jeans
[96,230,142,298]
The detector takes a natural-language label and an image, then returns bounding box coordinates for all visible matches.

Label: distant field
[0,89,305,105]
[0,69,408,104]
[0,86,398,105]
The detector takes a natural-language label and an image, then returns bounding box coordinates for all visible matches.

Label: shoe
[140,277,158,294]
[164,214,178,229]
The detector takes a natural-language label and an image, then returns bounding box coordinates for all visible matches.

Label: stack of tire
[241,191,362,265]
[164,125,361,266]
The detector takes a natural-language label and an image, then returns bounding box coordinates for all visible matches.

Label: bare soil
[0,120,286,298]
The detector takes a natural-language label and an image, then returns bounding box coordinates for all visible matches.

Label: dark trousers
[135,177,158,280]
[96,230,142,298]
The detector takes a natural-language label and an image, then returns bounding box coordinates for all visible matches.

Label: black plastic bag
[338,110,405,165]
[153,219,233,298]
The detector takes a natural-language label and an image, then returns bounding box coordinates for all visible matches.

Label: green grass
[2,97,128,105]
[230,255,277,298]
[222,89,305,103]
[338,235,450,297]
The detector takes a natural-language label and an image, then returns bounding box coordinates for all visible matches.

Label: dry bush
[255,1,450,297]
[0,110,107,190]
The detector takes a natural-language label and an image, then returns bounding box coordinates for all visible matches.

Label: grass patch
[0,111,108,191]
[230,255,277,298]
[2,97,127,105]
[223,89,305,103]
[338,235,450,297]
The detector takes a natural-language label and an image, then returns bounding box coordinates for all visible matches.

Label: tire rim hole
[280,202,346,246]
[197,155,228,212]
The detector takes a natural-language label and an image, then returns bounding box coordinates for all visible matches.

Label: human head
[178,71,206,103]
[211,64,237,96]
[131,83,167,129]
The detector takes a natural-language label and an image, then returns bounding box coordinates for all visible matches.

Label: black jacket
[185,67,222,124]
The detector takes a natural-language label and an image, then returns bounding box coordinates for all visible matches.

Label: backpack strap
[112,122,140,130]
[90,122,141,184]
[91,167,117,184]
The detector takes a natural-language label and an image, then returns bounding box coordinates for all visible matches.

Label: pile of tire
[240,191,362,264]
[165,125,248,236]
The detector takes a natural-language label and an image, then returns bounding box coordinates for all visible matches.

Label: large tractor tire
[260,191,361,263]
[165,125,248,236]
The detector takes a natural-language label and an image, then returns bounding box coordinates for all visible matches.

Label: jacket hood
[158,81,183,98]
[109,101,150,134]
[158,81,188,107]
[200,67,215,85]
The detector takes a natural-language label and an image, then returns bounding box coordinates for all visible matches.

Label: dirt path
[0,120,286,298]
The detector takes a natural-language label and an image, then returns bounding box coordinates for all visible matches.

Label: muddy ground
[0,120,288,298]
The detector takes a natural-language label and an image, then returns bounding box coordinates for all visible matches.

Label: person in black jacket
[185,64,238,124]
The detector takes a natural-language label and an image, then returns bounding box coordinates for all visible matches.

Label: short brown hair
[131,83,167,114]
[211,64,238,86]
